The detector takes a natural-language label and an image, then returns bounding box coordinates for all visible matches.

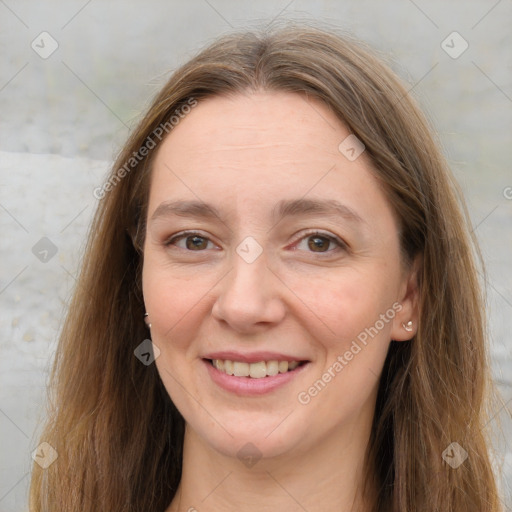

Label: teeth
[233,361,249,377]
[211,359,303,378]
[249,361,267,379]
[266,360,279,376]
[224,360,234,375]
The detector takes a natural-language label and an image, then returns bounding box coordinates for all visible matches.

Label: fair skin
[142,91,419,512]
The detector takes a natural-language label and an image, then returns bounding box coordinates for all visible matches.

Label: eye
[292,231,347,255]
[164,231,216,251]
[164,230,347,256]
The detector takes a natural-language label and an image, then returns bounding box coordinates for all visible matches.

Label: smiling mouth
[206,358,308,378]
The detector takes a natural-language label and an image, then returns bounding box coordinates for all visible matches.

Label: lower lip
[203,359,310,396]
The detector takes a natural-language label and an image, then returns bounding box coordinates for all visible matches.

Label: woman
[29,24,503,511]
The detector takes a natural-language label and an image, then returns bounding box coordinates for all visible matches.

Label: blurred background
[1,1,511,510]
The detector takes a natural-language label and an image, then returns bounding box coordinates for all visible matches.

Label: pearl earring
[144,312,152,329]
[402,320,413,332]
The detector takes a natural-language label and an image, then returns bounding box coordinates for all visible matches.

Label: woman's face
[142,91,417,461]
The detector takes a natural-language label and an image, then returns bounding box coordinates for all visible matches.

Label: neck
[166,418,377,512]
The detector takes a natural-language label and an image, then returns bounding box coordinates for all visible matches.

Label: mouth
[205,358,309,379]
[202,351,312,395]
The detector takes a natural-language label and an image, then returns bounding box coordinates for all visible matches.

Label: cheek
[142,260,210,408]
[294,275,395,422]
[141,255,216,357]
[287,268,394,347]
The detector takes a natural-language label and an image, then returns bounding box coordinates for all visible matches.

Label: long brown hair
[29,23,503,511]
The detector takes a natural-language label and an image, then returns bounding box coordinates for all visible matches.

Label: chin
[191,417,303,462]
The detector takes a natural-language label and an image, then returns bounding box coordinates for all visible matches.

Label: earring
[402,320,413,332]
[144,312,152,329]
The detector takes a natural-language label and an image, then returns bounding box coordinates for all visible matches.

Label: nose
[211,247,286,333]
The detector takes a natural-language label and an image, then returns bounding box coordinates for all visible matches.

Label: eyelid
[164,230,219,249]
[164,229,348,255]
[290,229,348,254]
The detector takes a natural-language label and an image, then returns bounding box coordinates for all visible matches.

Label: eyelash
[164,230,347,257]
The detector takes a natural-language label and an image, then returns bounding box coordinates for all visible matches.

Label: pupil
[184,235,329,252]
[187,236,206,250]
[309,236,327,252]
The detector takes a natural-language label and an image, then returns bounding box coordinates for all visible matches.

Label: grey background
[1,1,511,510]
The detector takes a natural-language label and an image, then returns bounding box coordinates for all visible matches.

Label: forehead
[147,91,393,228]
[156,91,349,161]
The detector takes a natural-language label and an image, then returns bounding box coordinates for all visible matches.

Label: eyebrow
[150,198,364,225]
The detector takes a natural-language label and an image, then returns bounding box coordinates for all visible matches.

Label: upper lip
[202,351,309,363]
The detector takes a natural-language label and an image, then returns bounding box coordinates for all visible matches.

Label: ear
[391,253,421,341]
